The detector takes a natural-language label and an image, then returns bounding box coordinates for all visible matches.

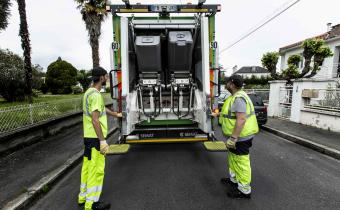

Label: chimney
[327,23,332,32]
[329,24,340,38]
[232,65,238,73]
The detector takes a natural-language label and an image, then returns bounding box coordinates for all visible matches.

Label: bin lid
[136,36,160,46]
[169,31,193,43]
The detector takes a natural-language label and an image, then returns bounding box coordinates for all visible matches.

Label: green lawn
[0,93,112,133]
[0,93,111,108]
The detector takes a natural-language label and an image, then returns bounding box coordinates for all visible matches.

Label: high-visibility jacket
[83,87,108,138]
[220,90,259,139]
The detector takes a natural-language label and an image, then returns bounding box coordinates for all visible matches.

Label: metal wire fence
[0,95,112,134]
[304,88,340,113]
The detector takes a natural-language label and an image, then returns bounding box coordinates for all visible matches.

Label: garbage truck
[107,1,222,145]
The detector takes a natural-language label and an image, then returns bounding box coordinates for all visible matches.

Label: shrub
[0,49,26,102]
[40,83,48,94]
[105,86,111,93]
[281,64,300,79]
[287,54,302,66]
[243,75,272,89]
[261,52,279,79]
[32,64,45,90]
[72,85,83,94]
[77,70,92,90]
[32,89,41,97]
[46,57,78,94]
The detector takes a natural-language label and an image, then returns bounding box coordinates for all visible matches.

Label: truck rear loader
[106,1,224,150]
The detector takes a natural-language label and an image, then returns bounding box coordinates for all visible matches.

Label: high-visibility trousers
[78,144,105,210]
[228,151,251,194]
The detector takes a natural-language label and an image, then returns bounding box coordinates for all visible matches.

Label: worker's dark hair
[91,67,108,83]
[92,76,101,83]
[227,74,244,88]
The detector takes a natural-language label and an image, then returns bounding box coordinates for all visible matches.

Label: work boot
[92,201,111,210]
[220,177,238,187]
[227,187,251,199]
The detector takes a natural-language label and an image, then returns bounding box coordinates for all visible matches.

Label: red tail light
[262,106,267,112]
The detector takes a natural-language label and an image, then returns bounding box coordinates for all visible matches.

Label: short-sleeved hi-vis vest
[83,87,108,138]
[219,90,259,139]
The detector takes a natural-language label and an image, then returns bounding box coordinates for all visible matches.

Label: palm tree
[16,0,33,103]
[75,0,107,68]
[0,0,11,31]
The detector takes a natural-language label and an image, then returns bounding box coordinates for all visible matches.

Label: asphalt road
[31,129,340,210]
[0,117,116,207]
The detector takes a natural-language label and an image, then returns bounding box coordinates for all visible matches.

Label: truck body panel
[108,3,221,143]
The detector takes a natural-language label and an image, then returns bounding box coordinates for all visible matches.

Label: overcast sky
[1,0,340,75]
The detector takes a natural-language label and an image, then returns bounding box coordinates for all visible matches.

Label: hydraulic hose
[140,86,154,118]
[179,84,194,118]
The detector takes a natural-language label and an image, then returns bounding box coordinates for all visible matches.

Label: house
[233,66,270,78]
[279,23,340,79]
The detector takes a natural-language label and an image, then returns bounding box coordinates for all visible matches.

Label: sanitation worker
[78,67,122,210]
[212,74,259,199]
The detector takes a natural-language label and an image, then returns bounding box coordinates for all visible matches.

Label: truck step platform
[126,137,207,144]
[107,144,130,155]
[203,141,227,152]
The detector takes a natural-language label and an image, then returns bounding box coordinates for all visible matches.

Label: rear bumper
[126,137,208,144]
[125,126,209,143]
[257,118,267,125]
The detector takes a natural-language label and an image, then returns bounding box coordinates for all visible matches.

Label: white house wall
[300,111,340,132]
[269,78,340,132]
[290,79,336,123]
[268,80,287,117]
[327,39,340,77]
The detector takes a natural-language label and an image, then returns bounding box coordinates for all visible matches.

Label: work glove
[100,140,109,155]
[225,137,237,150]
[210,109,220,118]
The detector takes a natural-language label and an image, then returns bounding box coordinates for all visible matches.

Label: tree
[32,64,44,90]
[0,48,26,102]
[40,83,48,94]
[280,54,301,83]
[77,69,92,90]
[0,0,11,31]
[16,0,33,103]
[297,39,333,78]
[261,52,279,79]
[46,57,78,94]
[75,0,107,68]
[261,39,333,81]
[0,49,45,100]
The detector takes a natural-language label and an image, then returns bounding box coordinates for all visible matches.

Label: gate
[279,86,293,119]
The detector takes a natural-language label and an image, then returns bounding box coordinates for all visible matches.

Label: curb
[262,125,340,160]
[2,127,118,210]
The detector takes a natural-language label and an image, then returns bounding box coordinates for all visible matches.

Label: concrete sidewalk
[0,118,118,209]
[263,118,340,159]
